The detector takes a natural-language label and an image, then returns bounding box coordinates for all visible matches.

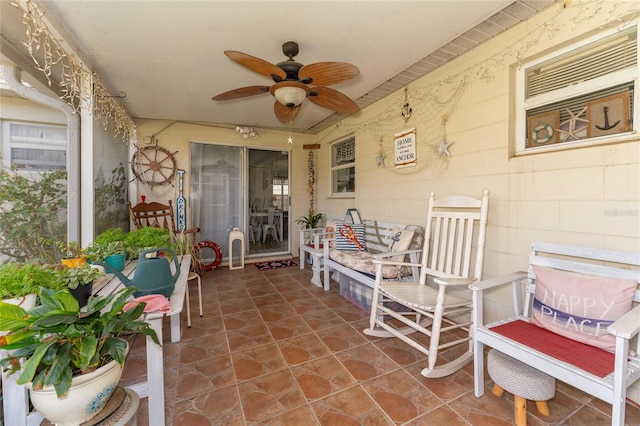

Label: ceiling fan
[212,41,360,124]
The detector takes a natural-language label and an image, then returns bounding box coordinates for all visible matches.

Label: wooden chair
[363,189,490,378]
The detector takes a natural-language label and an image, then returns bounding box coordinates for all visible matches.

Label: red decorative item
[141,195,146,203]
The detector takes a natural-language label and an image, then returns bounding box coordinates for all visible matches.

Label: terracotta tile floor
[120,260,640,425]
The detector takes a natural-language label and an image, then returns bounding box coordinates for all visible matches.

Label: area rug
[254,259,298,271]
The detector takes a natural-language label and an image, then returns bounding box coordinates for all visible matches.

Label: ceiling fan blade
[298,62,359,86]
[212,86,269,101]
[308,87,359,114]
[224,50,286,80]
[274,101,301,124]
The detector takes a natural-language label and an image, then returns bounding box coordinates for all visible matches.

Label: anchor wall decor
[586,92,630,138]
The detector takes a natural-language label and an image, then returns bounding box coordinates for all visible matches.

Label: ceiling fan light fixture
[273,86,307,107]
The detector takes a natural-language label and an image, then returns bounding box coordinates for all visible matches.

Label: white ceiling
[1,1,557,134]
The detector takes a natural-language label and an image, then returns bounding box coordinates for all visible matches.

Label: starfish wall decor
[556,106,589,142]
[437,137,455,158]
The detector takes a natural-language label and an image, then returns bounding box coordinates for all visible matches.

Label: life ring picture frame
[526,111,560,148]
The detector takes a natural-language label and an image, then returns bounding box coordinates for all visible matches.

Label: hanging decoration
[287,121,294,144]
[435,114,454,159]
[401,87,413,123]
[394,128,417,169]
[307,150,316,215]
[176,169,187,232]
[15,0,137,142]
[130,142,178,187]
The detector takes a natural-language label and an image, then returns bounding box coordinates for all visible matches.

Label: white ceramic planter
[27,356,124,426]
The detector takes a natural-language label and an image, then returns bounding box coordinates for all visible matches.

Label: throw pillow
[387,227,415,262]
[530,265,637,352]
[335,224,365,251]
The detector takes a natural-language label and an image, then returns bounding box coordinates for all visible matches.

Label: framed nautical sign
[526,111,559,147]
[394,128,417,169]
[586,92,630,138]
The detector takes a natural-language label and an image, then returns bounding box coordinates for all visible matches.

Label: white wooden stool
[228,228,245,270]
[488,349,555,426]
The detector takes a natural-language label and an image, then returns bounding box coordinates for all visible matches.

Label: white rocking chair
[364,189,490,378]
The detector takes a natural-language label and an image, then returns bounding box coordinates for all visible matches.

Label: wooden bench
[470,242,640,425]
[322,220,423,308]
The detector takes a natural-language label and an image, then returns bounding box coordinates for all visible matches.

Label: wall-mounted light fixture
[235,125,258,139]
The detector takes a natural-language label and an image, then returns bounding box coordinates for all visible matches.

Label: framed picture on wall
[586,92,630,138]
[526,111,559,147]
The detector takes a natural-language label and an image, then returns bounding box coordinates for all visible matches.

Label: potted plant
[0,286,159,425]
[0,262,62,309]
[89,241,128,271]
[53,263,105,307]
[88,228,129,271]
[57,241,87,268]
[295,212,325,230]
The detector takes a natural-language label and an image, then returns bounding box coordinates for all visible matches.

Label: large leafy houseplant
[0,286,159,398]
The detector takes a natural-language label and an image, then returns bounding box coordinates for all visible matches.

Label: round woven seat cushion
[488,349,556,401]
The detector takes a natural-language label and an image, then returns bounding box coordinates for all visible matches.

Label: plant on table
[54,263,104,290]
[124,227,171,259]
[295,212,325,229]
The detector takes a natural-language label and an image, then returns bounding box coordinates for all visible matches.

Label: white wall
[135,120,315,253]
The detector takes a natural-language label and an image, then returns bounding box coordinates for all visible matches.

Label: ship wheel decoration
[130,145,178,187]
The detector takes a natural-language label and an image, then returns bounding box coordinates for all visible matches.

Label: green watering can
[95,247,180,297]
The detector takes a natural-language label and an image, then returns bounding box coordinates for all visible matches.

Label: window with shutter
[515,23,637,153]
[330,135,355,197]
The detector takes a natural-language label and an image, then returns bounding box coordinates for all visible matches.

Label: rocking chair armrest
[608,303,640,339]
[468,271,528,292]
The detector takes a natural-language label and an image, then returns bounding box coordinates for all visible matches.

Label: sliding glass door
[190,143,289,260]
[248,149,289,256]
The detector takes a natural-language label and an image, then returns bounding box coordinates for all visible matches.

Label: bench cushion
[335,224,366,251]
[531,265,637,352]
[491,319,615,378]
[329,250,409,279]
